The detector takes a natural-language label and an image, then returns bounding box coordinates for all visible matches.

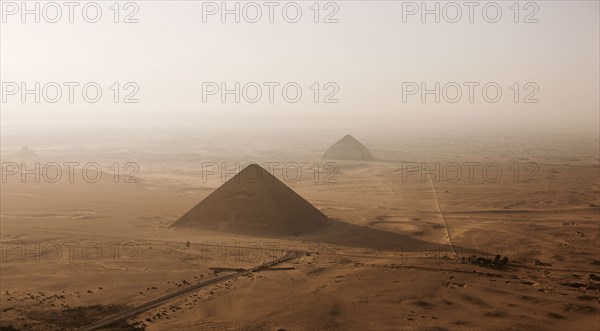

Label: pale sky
[1,1,598,138]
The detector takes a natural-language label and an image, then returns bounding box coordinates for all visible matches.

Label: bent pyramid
[171,164,329,237]
[323,134,374,160]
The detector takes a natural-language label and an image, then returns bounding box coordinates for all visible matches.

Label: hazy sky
[1,1,599,138]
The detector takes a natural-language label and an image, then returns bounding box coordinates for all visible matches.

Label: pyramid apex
[242,163,264,170]
[235,163,273,184]
[341,134,360,141]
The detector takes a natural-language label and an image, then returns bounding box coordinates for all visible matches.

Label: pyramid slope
[323,134,375,160]
[172,164,329,237]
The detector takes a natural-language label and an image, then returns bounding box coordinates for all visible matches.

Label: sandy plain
[0,132,598,331]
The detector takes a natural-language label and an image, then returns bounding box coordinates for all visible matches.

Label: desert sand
[0,132,599,331]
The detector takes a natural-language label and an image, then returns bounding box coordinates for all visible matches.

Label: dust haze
[1,1,599,331]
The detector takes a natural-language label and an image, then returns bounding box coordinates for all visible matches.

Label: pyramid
[15,146,36,157]
[323,134,375,160]
[171,164,329,237]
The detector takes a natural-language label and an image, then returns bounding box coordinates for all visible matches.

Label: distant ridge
[323,134,375,160]
[171,164,329,237]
